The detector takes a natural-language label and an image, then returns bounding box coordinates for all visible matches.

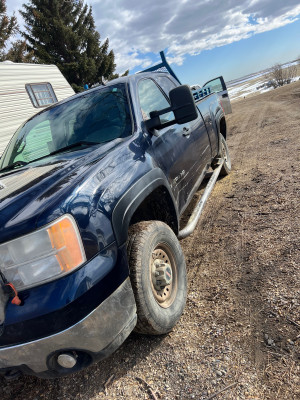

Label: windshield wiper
[0,141,100,173]
[0,160,29,173]
[40,140,101,159]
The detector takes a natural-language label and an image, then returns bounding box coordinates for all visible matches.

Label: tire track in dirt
[181,101,268,280]
[179,83,299,398]
[175,101,273,396]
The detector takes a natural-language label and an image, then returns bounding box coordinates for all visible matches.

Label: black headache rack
[139,51,181,84]
[139,51,212,102]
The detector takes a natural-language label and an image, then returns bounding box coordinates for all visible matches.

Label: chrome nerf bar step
[178,159,224,240]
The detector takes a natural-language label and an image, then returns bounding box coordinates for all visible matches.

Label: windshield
[0,84,132,169]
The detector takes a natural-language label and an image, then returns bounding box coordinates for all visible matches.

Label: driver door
[138,77,198,212]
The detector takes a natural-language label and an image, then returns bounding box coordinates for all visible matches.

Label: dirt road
[1,81,299,400]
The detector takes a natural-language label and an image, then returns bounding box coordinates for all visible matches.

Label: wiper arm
[0,160,28,173]
[0,141,100,173]
[40,141,100,159]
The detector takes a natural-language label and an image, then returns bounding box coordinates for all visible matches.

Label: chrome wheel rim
[221,139,231,168]
[149,243,178,308]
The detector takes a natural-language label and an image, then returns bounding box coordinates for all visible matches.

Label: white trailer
[0,61,75,156]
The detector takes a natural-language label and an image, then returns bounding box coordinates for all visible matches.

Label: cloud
[89,0,300,72]
[6,0,300,73]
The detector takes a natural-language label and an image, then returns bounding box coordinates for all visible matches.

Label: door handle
[182,127,190,137]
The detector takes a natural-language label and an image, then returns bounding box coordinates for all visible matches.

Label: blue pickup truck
[0,53,231,379]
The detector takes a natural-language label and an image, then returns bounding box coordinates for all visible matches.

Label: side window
[26,83,58,108]
[138,79,174,124]
[14,121,53,163]
[155,76,176,98]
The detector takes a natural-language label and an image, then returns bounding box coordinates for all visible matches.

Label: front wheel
[127,221,187,335]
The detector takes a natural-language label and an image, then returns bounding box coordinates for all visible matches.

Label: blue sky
[6,0,300,85]
[172,18,300,85]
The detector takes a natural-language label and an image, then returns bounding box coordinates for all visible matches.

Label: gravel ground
[1,81,299,400]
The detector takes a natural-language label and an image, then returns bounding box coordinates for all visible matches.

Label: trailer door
[202,76,232,114]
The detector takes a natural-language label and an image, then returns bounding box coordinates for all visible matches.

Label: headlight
[0,215,86,291]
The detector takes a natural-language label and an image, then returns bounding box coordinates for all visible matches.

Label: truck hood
[0,139,123,244]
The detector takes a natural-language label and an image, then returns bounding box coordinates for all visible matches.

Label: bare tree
[270,63,297,88]
[285,64,297,83]
[270,64,284,87]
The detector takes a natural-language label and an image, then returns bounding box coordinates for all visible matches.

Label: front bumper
[0,278,136,378]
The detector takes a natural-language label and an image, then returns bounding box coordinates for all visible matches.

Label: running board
[178,159,224,240]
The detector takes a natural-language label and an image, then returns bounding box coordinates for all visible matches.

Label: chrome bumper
[0,278,136,375]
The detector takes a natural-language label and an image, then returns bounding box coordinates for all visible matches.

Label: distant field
[227,61,300,102]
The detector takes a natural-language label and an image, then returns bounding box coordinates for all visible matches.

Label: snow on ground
[228,79,271,100]
[281,60,299,68]
[228,75,300,101]
[192,61,300,102]
[228,71,269,87]
[227,59,300,101]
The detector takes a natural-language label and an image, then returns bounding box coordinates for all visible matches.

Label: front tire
[127,221,187,335]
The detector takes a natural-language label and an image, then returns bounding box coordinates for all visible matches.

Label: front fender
[112,168,178,246]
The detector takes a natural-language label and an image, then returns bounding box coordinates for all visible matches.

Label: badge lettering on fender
[173,170,186,185]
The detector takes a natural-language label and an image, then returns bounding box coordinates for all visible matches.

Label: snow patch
[228,74,300,101]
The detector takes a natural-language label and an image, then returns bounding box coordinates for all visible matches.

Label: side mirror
[169,85,198,124]
[145,85,198,131]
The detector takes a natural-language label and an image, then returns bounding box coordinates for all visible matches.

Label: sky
[6,0,300,85]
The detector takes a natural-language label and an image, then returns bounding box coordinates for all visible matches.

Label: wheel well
[220,117,226,140]
[129,186,178,234]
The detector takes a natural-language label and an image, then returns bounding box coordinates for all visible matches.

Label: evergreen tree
[5,40,35,63]
[21,0,116,91]
[0,0,18,59]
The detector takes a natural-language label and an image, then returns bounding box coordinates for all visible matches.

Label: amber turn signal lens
[47,216,85,272]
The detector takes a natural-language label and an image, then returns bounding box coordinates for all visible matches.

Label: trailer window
[26,83,58,108]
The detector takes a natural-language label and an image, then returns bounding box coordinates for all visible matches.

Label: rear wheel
[212,134,231,176]
[127,221,187,335]
[219,134,231,176]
